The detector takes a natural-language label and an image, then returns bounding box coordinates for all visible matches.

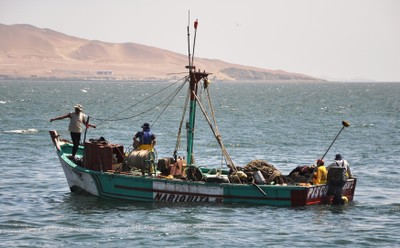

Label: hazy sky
[1,0,399,81]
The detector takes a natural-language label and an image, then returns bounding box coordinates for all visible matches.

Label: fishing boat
[49,20,356,207]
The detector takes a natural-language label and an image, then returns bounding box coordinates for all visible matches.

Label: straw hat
[74,104,83,111]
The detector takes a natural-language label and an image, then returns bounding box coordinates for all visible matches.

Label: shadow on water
[60,191,234,213]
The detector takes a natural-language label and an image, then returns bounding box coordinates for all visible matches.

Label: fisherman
[326,154,352,204]
[50,104,96,159]
[327,154,352,179]
[133,123,156,150]
[312,159,328,185]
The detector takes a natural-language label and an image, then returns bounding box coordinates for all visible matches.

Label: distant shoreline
[1,76,397,84]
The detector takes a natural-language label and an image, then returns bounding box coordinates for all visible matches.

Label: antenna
[192,19,198,67]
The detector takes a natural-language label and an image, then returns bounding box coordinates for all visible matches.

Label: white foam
[3,128,39,134]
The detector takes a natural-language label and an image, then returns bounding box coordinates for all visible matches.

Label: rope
[205,86,220,140]
[174,79,191,158]
[202,87,225,157]
[192,91,237,172]
[152,77,188,128]
[92,76,188,127]
[204,84,228,168]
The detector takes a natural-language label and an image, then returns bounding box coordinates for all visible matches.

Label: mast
[186,19,209,166]
[183,18,238,172]
[187,70,209,166]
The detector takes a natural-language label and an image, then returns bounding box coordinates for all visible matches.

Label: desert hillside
[0,24,320,81]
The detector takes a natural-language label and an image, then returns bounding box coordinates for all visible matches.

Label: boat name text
[154,192,222,203]
[307,181,354,200]
[307,185,329,200]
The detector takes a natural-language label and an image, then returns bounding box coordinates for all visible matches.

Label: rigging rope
[205,85,227,167]
[174,79,191,158]
[151,77,189,127]
[205,86,220,137]
[192,91,238,172]
[92,76,188,127]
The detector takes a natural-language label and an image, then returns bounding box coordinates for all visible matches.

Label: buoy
[342,196,348,203]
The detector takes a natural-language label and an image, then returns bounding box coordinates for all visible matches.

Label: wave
[3,128,39,134]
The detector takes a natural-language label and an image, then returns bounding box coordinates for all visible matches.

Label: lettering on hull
[342,181,355,191]
[307,181,355,201]
[153,181,223,203]
[307,185,329,200]
[154,193,222,203]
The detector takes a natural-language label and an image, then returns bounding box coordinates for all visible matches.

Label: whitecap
[3,128,39,134]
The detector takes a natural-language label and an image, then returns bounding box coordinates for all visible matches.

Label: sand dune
[0,23,320,81]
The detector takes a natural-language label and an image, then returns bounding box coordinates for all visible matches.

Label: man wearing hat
[50,104,96,159]
[327,154,353,179]
[133,123,156,150]
[326,154,353,204]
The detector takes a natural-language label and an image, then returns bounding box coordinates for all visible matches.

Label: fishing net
[229,160,285,184]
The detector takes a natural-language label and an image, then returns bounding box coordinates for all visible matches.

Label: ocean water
[0,79,399,247]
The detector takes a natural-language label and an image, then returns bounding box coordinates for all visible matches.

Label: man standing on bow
[50,104,96,159]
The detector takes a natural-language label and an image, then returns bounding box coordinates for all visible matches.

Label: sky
[1,0,399,82]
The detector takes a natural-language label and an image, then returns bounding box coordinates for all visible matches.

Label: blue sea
[1,79,399,247]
